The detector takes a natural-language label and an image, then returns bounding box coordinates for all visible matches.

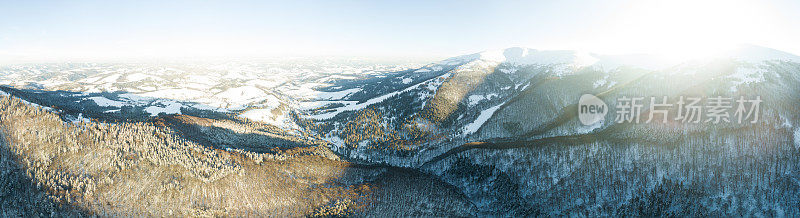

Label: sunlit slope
[0,95,476,216]
[304,46,800,169]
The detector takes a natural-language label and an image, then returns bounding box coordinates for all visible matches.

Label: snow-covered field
[0,58,428,127]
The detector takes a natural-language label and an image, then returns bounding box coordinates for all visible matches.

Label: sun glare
[587,0,782,60]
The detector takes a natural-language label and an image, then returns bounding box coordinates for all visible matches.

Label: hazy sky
[2,0,799,61]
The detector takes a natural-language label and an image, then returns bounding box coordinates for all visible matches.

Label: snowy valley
[2,46,800,216]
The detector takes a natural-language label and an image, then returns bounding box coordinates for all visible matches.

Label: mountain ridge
[1,45,800,216]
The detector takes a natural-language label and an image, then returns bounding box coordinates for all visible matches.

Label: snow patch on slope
[463,103,503,136]
[239,108,291,127]
[467,94,498,106]
[308,73,452,120]
[88,96,126,107]
[728,66,766,92]
[141,88,206,101]
[214,86,269,107]
[314,88,362,100]
[145,101,183,116]
[415,68,431,73]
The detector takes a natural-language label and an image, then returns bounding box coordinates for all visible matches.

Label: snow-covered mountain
[298,45,799,164]
[299,45,800,215]
[2,45,800,216]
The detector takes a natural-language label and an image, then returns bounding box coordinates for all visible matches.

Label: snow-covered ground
[463,103,503,136]
[0,58,427,126]
[728,65,767,92]
[89,96,126,107]
[2,45,798,134]
[307,72,452,120]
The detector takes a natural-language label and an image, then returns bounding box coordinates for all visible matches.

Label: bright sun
[586,0,784,60]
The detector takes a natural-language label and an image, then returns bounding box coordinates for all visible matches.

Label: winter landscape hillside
[1,45,800,216]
